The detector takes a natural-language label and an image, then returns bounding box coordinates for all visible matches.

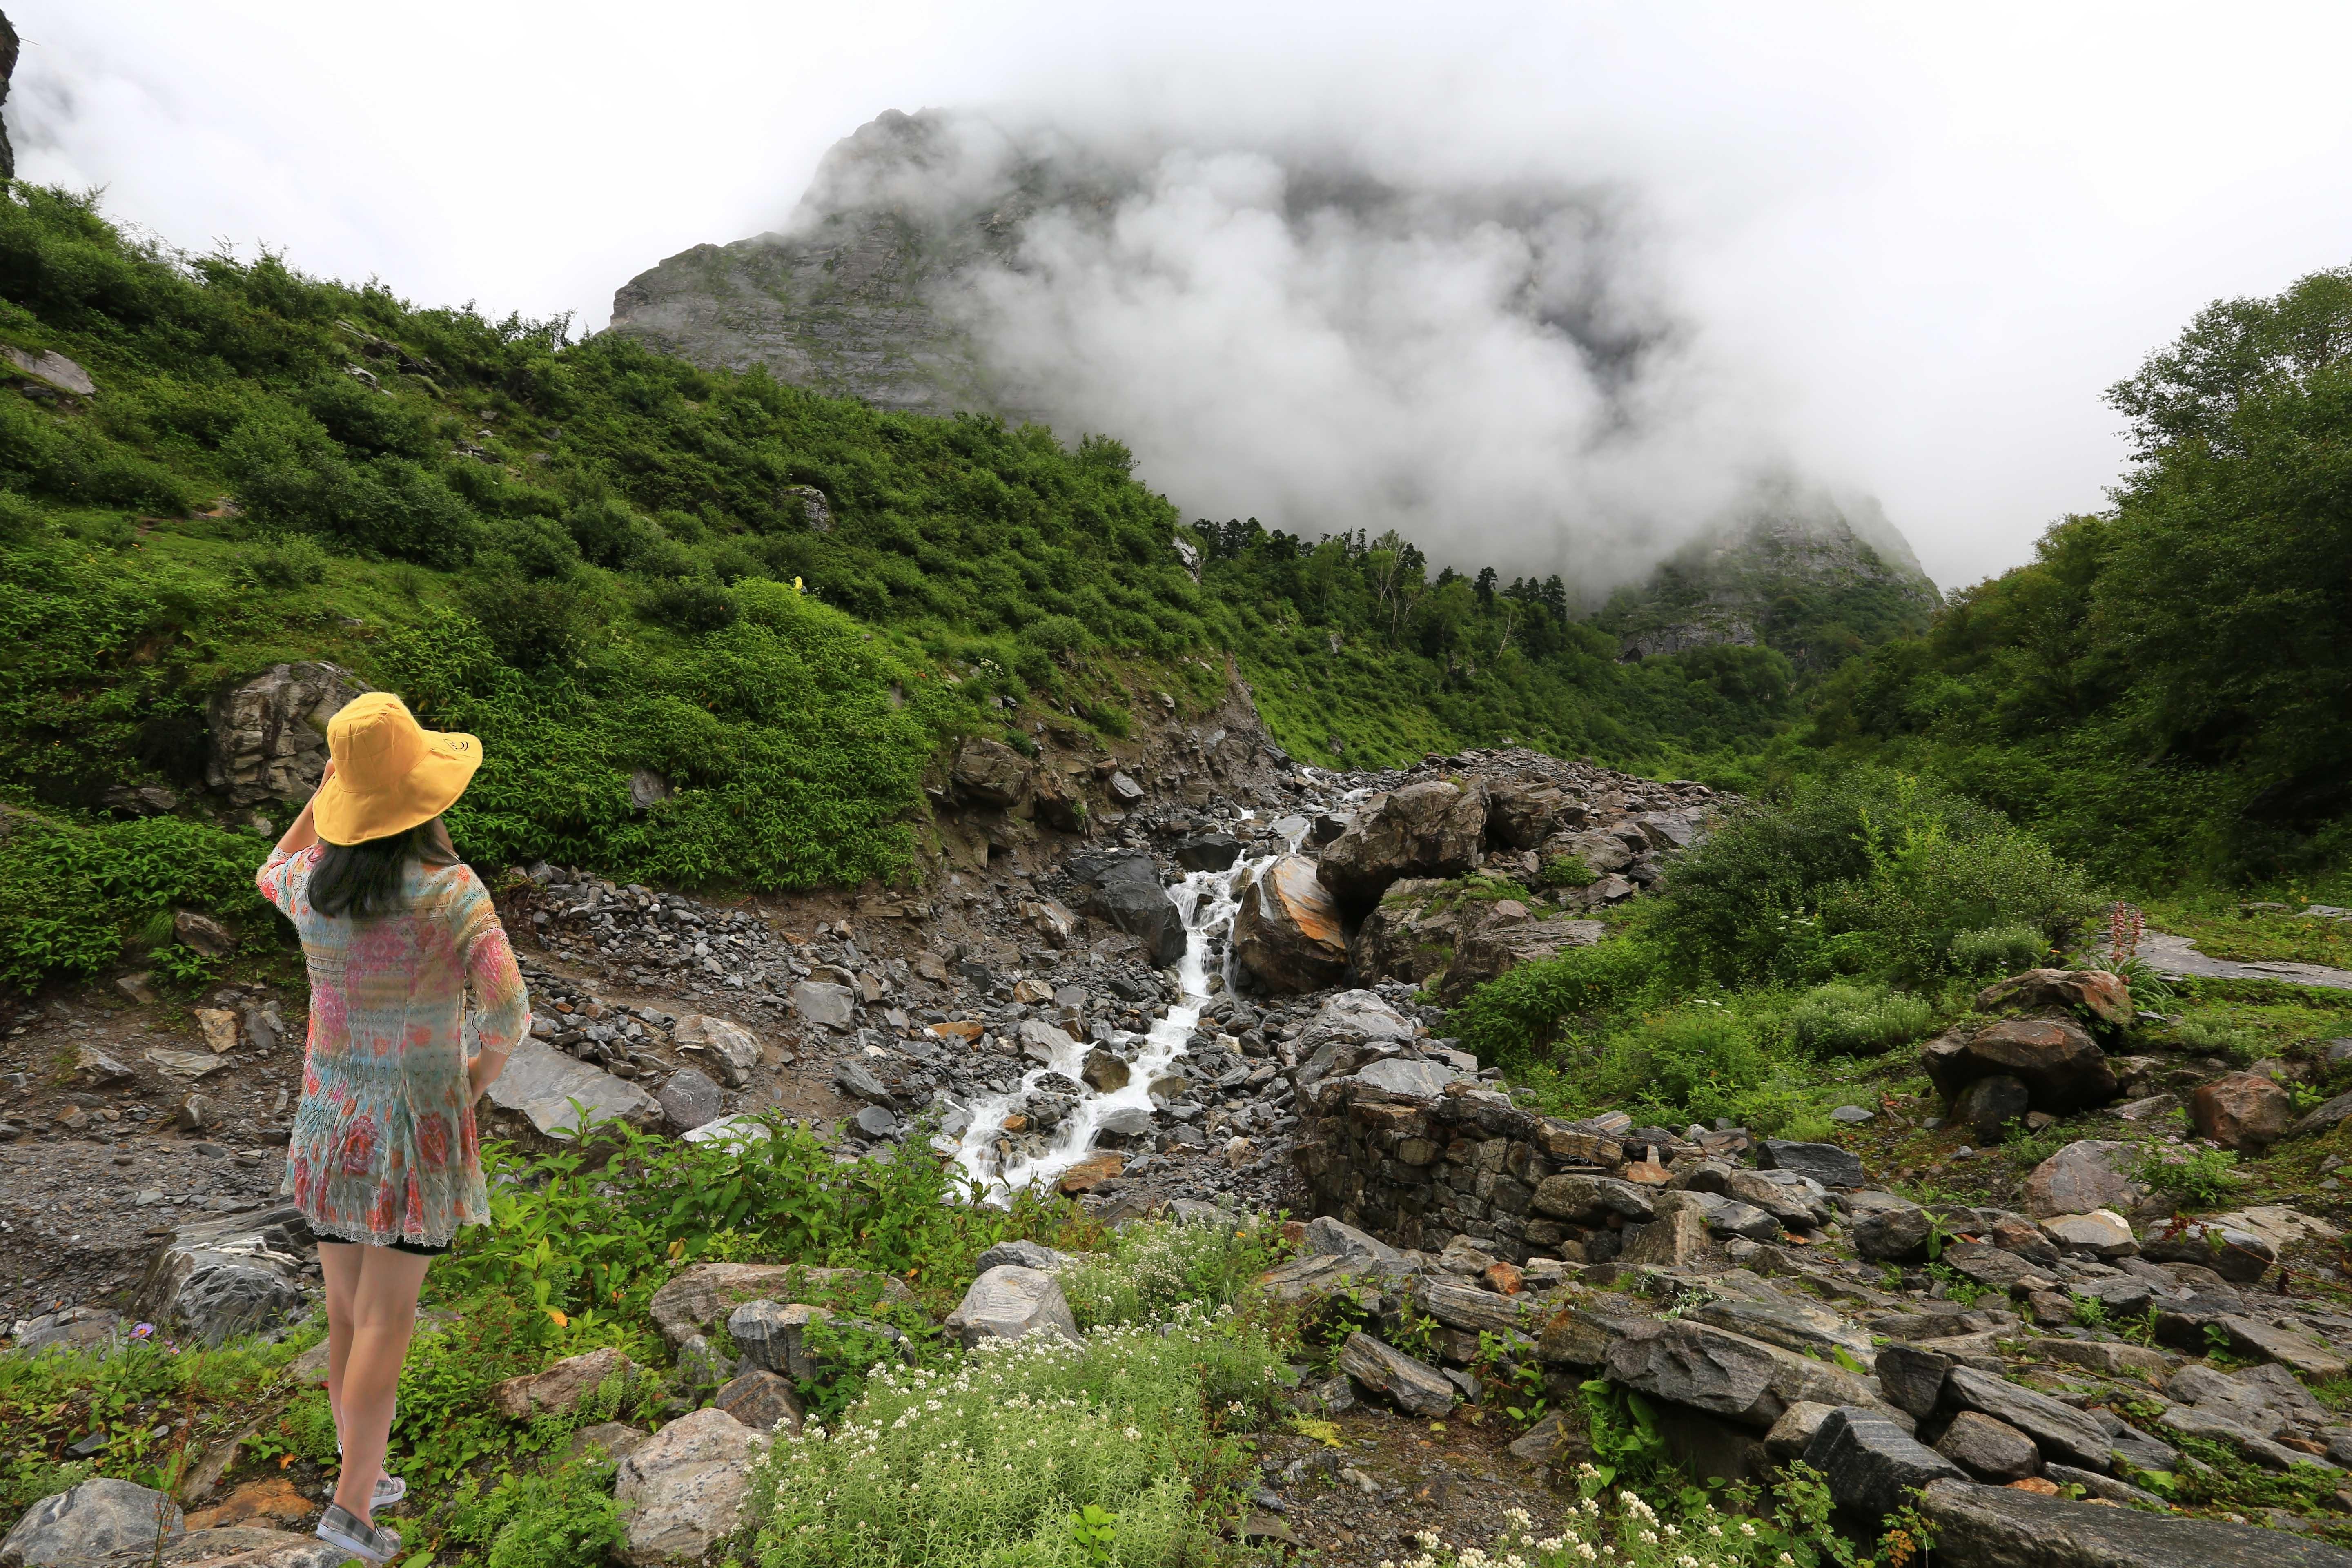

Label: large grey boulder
[1851,1201,1933,1262]
[1316,780,1488,913]
[1604,1320,1877,1430]
[726,1301,833,1383]
[1232,855,1348,992]
[2,1478,184,1567]
[1530,1174,1656,1225]
[1872,1343,1952,1421]
[943,1266,1078,1348]
[487,1038,661,1140]
[1337,1332,1456,1417]
[614,1408,766,1566]
[1935,1411,2041,1482]
[1755,1140,1864,1188]
[205,662,369,807]
[1064,850,1185,967]
[655,1067,725,1132]
[974,1240,1074,1274]
[135,1207,311,1348]
[1802,1408,1967,1518]
[792,982,858,1029]
[1302,1216,1403,1267]
[951,738,1031,807]
[2022,1140,2137,1219]
[1918,1474,2352,1567]
[1924,1018,2118,1113]
[671,1015,762,1089]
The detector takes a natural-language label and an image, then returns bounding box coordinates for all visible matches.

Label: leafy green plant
[1948,926,2047,976]
[2132,1144,2243,1206]
[1539,853,1598,889]
[1058,1214,1292,1331]
[441,1457,628,1568]
[1786,982,1937,1055]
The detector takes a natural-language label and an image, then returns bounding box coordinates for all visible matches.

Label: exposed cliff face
[610,111,1053,417]
[1601,479,1941,669]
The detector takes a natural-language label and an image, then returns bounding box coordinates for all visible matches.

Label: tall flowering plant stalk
[2109,901,2145,966]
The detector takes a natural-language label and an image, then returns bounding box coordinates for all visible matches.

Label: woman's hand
[274,757,335,857]
[468,1049,508,1102]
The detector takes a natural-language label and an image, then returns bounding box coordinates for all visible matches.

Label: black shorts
[385,1238,448,1258]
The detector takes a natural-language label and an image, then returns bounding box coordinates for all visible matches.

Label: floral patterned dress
[258,844,530,1248]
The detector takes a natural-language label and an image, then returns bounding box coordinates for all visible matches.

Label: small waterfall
[947,818,1303,1200]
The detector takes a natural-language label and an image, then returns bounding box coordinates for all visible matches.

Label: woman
[257,692,529,1564]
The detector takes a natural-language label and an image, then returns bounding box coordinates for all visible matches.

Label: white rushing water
[947,817,1303,1200]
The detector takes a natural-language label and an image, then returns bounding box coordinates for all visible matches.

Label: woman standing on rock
[256,693,529,1564]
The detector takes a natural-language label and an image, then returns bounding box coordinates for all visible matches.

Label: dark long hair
[309,819,457,918]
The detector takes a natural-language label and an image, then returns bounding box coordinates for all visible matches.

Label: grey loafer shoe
[316,1503,402,1564]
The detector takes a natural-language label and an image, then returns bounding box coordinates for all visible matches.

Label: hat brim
[312,728,483,846]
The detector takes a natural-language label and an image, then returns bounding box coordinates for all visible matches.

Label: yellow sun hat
[311,692,483,846]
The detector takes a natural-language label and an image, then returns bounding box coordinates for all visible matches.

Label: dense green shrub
[1538,851,1598,888]
[0,815,270,991]
[1806,263,2352,882]
[1786,981,1938,1055]
[1648,766,2101,984]
[1059,1215,1292,1329]
[229,530,330,590]
[1948,925,2048,976]
[1451,937,1670,1067]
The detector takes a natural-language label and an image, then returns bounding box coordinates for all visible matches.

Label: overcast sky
[11,1,2352,591]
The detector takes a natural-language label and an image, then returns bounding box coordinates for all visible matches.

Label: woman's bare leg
[328,1246,432,1522]
[316,1243,363,1454]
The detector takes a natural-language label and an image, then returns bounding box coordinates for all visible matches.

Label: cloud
[789,109,1807,588]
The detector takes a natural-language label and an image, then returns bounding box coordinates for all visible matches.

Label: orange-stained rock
[184,1475,313,1532]
[1234,855,1349,993]
[1483,1261,1525,1295]
[928,1019,984,1041]
[1976,969,2134,1030]
[1057,1152,1125,1194]
[2005,1476,2062,1495]
[2188,1072,2293,1150]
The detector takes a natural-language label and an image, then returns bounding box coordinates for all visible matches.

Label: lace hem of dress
[304,1212,470,1250]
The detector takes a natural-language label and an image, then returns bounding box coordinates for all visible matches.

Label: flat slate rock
[1757,1139,1866,1188]
[1920,1475,2352,1567]
[487,1038,659,1139]
[1337,1331,1456,1417]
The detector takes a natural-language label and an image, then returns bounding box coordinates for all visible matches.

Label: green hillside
[0,183,1922,989]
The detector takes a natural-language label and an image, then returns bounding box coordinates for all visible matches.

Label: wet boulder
[1316,780,1489,913]
[1924,1017,2118,1113]
[1233,855,1349,992]
[1064,849,1185,967]
[1174,833,1243,871]
[1975,968,2134,1031]
[1484,780,1579,849]
[950,738,1031,807]
[2188,1073,2294,1151]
